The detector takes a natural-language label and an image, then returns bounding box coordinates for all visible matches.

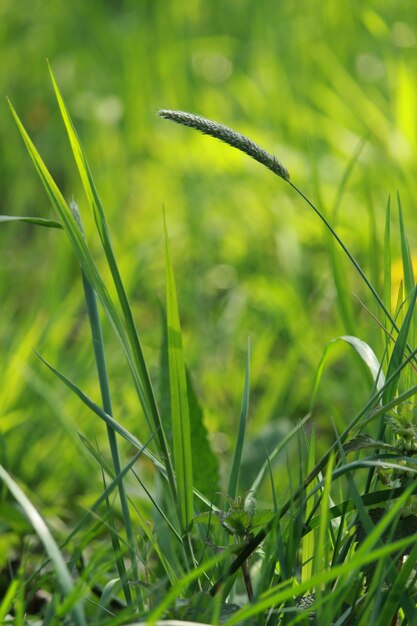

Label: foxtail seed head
[158,109,290,182]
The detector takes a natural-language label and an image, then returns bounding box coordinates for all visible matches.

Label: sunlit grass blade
[73,200,141,608]
[164,212,193,533]
[4,200,140,608]
[7,101,145,408]
[159,310,220,500]
[0,465,86,626]
[48,65,176,500]
[398,192,414,298]
[227,338,250,501]
[8,95,177,507]
[301,427,316,584]
[314,452,334,622]
[382,284,417,405]
[383,196,392,325]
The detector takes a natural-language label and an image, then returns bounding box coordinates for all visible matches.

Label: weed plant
[2,70,417,625]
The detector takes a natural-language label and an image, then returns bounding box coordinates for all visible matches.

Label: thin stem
[82,271,143,609]
[287,180,398,333]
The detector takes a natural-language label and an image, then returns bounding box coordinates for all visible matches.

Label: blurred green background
[1,0,416,539]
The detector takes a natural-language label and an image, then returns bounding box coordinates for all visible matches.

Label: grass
[2,65,417,624]
[2,4,417,624]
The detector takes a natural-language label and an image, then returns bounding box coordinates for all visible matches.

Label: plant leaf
[159,309,219,499]
[383,285,417,405]
[311,335,385,409]
[48,65,176,498]
[398,192,415,297]
[164,212,193,533]
[227,338,250,500]
[0,215,62,228]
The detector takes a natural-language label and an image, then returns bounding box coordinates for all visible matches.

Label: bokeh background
[1,0,416,543]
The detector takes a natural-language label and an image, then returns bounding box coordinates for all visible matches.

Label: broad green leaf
[164,214,193,533]
[159,310,219,498]
[0,466,86,626]
[187,368,219,498]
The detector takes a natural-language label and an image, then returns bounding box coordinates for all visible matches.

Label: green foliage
[2,4,417,624]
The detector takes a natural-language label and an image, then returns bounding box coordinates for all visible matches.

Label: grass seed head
[158,109,290,181]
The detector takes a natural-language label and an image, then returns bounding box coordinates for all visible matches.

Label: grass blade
[0,466,86,626]
[80,252,140,607]
[301,427,316,584]
[383,196,392,323]
[382,284,417,405]
[227,338,250,501]
[48,66,176,500]
[164,212,193,533]
[8,95,178,511]
[398,192,414,298]
[311,335,385,410]
[0,215,62,228]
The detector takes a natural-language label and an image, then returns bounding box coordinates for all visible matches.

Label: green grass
[3,67,417,624]
[2,3,417,624]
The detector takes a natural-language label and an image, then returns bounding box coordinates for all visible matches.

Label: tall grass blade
[383,197,392,324]
[314,452,334,622]
[382,284,417,405]
[78,217,141,607]
[301,427,316,584]
[398,192,415,297]
[35,350,218,509]
[164,212,193,533]
[227,338,250,500]
[159,311,220,499]
[7,101,153,421]
[48,66,177,501]
[0,466,86,626]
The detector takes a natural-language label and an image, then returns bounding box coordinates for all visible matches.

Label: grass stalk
[70,200,141,607]
[81,262,142,608]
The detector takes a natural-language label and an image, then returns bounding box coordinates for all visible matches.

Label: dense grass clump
[2,65,417,625]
